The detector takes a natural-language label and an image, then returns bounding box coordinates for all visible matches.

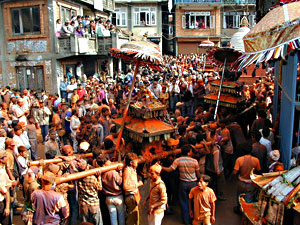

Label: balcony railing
[223,0,256,4]
[57,33,129,56]
[174,0,223,4]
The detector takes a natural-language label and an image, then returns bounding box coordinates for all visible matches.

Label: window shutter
[223,15,227,29]
[182,15,186,29]
[236,15,240,28]
[210,15,215,29]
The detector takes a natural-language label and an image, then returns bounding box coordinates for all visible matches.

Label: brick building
[0,0,125,93]
[167,0,256,55]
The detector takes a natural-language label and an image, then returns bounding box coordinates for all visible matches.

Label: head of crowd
[56,14,115,38]
[0,53,289,225]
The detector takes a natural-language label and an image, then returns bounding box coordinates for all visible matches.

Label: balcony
[223,0,256,4]
[57,33,129,57]
[174,0,223,4]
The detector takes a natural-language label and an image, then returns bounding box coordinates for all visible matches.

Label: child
[189,175,216,225]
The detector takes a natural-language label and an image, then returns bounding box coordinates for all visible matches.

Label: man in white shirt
[260,127,272,156]
[169,78,180,112]
[37,101,51,143]
[67,78,78,103]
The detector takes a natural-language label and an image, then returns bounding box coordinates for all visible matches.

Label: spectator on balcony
[96,20,106,37]
[69,21,76,33]
[89,20,96,36]
[82,26,90,38]
[82,15,90,27]
[74,15,82,28]
[60,20,72,37]
[75,26,83,37]
[56,19,62,37]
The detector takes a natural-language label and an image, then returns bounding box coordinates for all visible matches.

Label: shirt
[189,186,216,219]
[32,189,68,225]
[149,177,167,214]
[123,166,138,195]
[171,156,200,182]
[77,175,101,207]
[38,107,51,125]
[260,137,272,155]
[102,170,122,196]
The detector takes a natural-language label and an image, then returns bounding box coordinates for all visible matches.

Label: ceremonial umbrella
[198,40,215,72]
[238,1,300,69]
[208,47,242,119]
[110,40,163,154]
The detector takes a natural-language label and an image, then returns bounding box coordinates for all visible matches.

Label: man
[99,107,111,139]
[259,127,272,156]
[60,77,69,102]
[37,100,51,143]
[231,142,261,214]
[77,159,103,225]
[162,144,200,225]
[97,155,125,225]
[0,151,15,225]
[144,163,167,225]
[44,129,60,158]
[251,131,268,173]
[149,78,162,99]
[31,171,69,225]
[60,20,72,36]
[123,153,143,225]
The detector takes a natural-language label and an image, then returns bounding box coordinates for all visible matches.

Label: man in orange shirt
[231,142,261,214]
[189,175,216,225]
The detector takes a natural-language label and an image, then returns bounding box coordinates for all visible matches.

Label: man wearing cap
[31,172,69,225]
[60,20,72,36]
[76,159,103,225]
[143,163,167,225]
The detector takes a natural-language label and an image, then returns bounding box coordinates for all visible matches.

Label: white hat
[79,142,90,151]
[270,150,280,161]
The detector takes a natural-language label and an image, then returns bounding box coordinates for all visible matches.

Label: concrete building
[169,0,256,55]
[112,0,168,51]
[0,0,128,93]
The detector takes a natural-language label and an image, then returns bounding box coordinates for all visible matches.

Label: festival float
[239,167,300,225]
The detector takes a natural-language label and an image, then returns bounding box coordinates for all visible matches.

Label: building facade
[112,0,167,50]
[169,0,256,55]
[0,0,124,93]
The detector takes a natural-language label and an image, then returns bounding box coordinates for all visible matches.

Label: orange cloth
[189,186,216,220]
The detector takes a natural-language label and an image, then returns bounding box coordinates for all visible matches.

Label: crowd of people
[56,15,114,38]
[0,53,288,225]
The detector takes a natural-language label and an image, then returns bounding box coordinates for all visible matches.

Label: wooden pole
[56,149,182,184]
[115,59,141,158]
[214,57,226,120]
[29,150,115,167]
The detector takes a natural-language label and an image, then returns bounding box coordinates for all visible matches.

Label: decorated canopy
[113,116,174,142]
[110,40,163,71]
[239,1,300,69]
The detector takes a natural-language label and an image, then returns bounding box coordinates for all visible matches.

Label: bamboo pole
[29,149,115,167]
[115,58,141,154]
[56,149,182,185]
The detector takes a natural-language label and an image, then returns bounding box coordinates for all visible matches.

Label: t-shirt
[234,155,261,182]
[189,186,216,219]
[171,156,200,182]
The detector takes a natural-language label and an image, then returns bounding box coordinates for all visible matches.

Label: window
[223,12,254,29]
[112,8,127,26]
[60,6,77,23]
[182,12,215,29]
[11,6,40,35]
[134,7,156,26]
[16,67,44,91]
